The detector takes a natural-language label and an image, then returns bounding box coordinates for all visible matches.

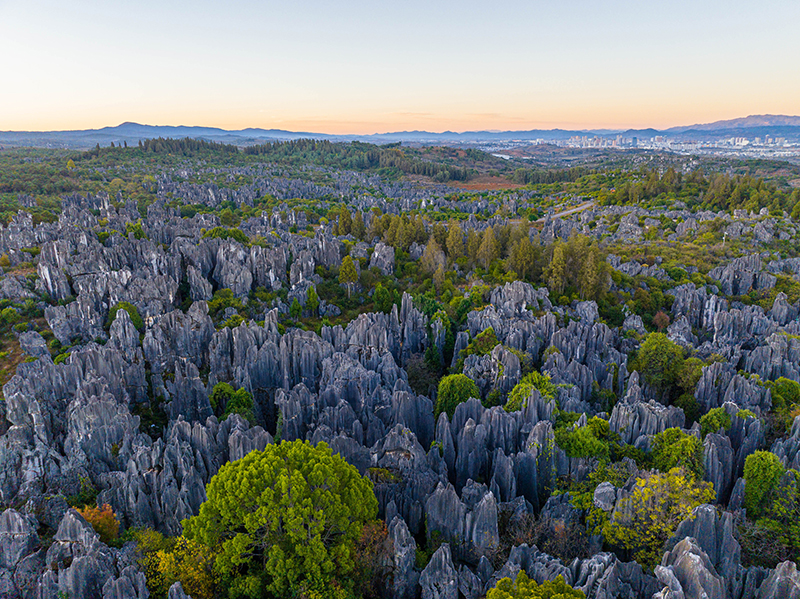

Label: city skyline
[1,0,799,134]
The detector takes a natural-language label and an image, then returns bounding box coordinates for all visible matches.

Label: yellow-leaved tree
[602,467,715,569]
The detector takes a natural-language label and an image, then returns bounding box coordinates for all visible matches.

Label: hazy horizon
[2,0,799,134]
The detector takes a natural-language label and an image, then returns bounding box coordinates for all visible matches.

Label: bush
[505,371,556,412]
[436,374,480,418]
[77,503,120,545]
[220,314,245,329]
[133,529,219,599]
[454,327,499,371]
[126,220,147,239]
[201,226,249,245]
[744,451,785,518]
[107,301,144,331]
[1,306,19,324]
[487,571,584,599]
[209,382,254,423]
[651,428,704,478]
[555,417,610,460]
[182,440,378,598]
[699,407,732,438]
[208,288,242,316]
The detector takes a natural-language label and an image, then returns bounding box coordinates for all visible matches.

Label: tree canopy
[182,440,378,598]
[436,373,480,418]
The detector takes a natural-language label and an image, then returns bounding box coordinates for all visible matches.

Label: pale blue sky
[1,0,798,132]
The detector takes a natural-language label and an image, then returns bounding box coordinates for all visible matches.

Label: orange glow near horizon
[1,1,799,136]
[7,101,800,136]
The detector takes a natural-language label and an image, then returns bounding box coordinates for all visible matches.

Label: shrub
[107,301,144,331]
[454,327,499,372]
[126,220,146,239]
[487,571,584,599]
[201,226,249,245]
[505,371,556,412]
[699,407,732,438]
[182,440,378,598]
[220,314,245,329]
[133,529,219,599]
[555,417,610,460]
[66,476,98,508]
[208,288,242,316]
[651,428,704,478]
[77,503,120,545]
[602,468,715,569]
[744,451,785,518]
[436,374,480,418]
[209,382,254,423]
[0,306,19,324]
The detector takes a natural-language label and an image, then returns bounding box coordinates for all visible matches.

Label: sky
[1,0,799,134]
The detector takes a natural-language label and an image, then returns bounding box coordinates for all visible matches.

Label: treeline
[0,162,78,195]
[244,139,474,182]
[512,166,591,185]
[599,167,800,214]
[79,137,240,159]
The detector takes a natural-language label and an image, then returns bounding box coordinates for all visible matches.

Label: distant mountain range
[1,115,799,150]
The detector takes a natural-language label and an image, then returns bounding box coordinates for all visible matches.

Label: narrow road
[536,201,595,222]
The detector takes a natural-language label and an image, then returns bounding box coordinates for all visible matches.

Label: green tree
[183,441,378,599]
[602,468,715,568]
[506,236,537,281]
[505,371,557,412]
[421,238,446,274]
[374,283,393,314]
[652,428,704,478]
[699,407,732,438]
[446,221,464,262]
[351,211,365,240]
[487,571,584,599]
[477,227,499,269]
[306,286,320,317]
[290,298,302,320]
[107,301,144,331]
[466,229,481,267]
[546,241,567,295]
[436,374,480,418]
[338,256,358,298]
[744,450,785,518]
[337,206,352,236]
[633,333,684,401]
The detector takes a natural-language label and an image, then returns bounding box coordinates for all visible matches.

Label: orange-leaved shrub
[77,503,119,545]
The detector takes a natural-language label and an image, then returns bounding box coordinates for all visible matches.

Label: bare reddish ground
[789,178,800,188]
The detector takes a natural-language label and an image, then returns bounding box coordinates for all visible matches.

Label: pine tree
[578,248,600,300]
[337,207,352,236]
[507,236,536,280]
[306,286,320,317]
[446,222,464,262]
[352,212,365,240]
[421,238,446,274]
[547,241,567,295]
[466,229,481,267]
[477,227,499,269]
[339,256,358,298]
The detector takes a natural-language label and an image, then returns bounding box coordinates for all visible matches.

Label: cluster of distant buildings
[480,134,800,161]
